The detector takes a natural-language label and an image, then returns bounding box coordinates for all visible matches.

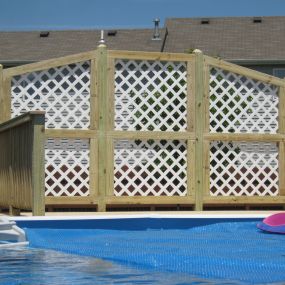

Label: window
[273,68,285,78]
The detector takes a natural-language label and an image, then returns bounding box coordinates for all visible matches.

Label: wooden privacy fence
[0,111,45,215]
[0,45,285,211]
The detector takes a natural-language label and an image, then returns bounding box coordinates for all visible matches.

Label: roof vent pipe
[152,18,161,40]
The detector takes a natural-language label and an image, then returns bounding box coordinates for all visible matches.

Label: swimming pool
[3,214,285,284]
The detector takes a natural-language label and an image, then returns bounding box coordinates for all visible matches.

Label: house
[163,16,285,78]
[0,16,285,77]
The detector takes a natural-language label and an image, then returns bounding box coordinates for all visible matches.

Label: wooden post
[203,63,210,199]
[89,55,98,203]
[0,67,11,123]
[96,43,108,211]
[0,64,4,123]
[106,57,115,197]
[0,64,3,117]
[31,112,45,216]
[193,50,205,211]
[278,86,285,206]
[9,206,20,216]
[187,60,195,198]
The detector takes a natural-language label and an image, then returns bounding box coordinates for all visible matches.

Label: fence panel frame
[203,55,285,207]
[106,49,195,207]
[2,47,285,211]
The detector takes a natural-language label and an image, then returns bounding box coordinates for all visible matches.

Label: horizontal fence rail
[0,46,285,212]
[0,111,45,215]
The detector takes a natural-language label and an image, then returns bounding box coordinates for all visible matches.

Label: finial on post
[193,49,202,54]
[99,30,105,45]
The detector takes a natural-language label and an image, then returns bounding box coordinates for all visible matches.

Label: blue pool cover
[23,220,285,284]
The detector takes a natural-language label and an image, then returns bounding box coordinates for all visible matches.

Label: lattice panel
[45,139,90,197]
[11,61,90,129]
[209,67,279,133]
[114,140,187,196]
[114,60,187,131]
[210,141,279,196]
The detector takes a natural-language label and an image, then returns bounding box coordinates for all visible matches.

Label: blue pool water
[0,247,240,285]
[3,218,285,284]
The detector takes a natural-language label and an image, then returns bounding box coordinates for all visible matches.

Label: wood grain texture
[97,44,108,212]
[204,55,285,87]
[109,50,194,61]
[203,196,285,204]
[193,50,205,211]
[204,133,285,142]
[0,112,45,215]
[31,115,45,216]
[4,50,96,77]
[0,73,11,122]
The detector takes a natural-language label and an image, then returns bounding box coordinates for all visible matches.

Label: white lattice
[114,140,187,196]
[45,139,90,197]
[114,60,187,131]
[11,62,90,129]
[210,141,279,196]
[209,68,279,133]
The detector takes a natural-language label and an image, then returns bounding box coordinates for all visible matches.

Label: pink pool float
[257,213,285,234]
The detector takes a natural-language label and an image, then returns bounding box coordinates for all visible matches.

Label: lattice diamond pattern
[45,139,90,196]
[114,60,187,131]
[209,68,279,133]
[11,61,90,129]
[114,140,187,196]
[210,141,279,196]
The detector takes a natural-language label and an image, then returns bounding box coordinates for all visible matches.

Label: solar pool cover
[23,220,285,284]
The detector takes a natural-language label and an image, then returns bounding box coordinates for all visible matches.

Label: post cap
[98,30,106,47]
[193,49,203,54]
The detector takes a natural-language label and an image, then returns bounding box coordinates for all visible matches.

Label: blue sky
[1,0,285,31]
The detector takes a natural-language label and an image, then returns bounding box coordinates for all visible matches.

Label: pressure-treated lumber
[45,196,97,205]
[0,70,11,123]
[0,112,45,215]
[105,196,195,205]
[204,133,285,142]
[31,114,45,216]
[203,196,285,204]
[45,129,97,138]
[109,50,194,61]
[187,140,195,196]
[88,138,98,200]
[107,57,115,131]
[3,46,285,211]
[279,142,285,196]
[278,86,285,196]
[187,61,195,132]
[96,44,108,212]
[108,131,194,140]
[193,50,205,211]
[90,58,98,130]
[204,55,285,87]
[0,65,3,122]
[4,50,96,77]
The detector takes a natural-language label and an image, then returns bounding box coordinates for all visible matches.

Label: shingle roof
[164,16,285,61]
[1,16,285,64]
[0,28,166,63]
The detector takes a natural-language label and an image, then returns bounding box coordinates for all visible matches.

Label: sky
[0,0,285,31]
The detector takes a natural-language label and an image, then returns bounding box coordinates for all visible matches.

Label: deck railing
[0,45,285,212]
[0,111,45,215]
